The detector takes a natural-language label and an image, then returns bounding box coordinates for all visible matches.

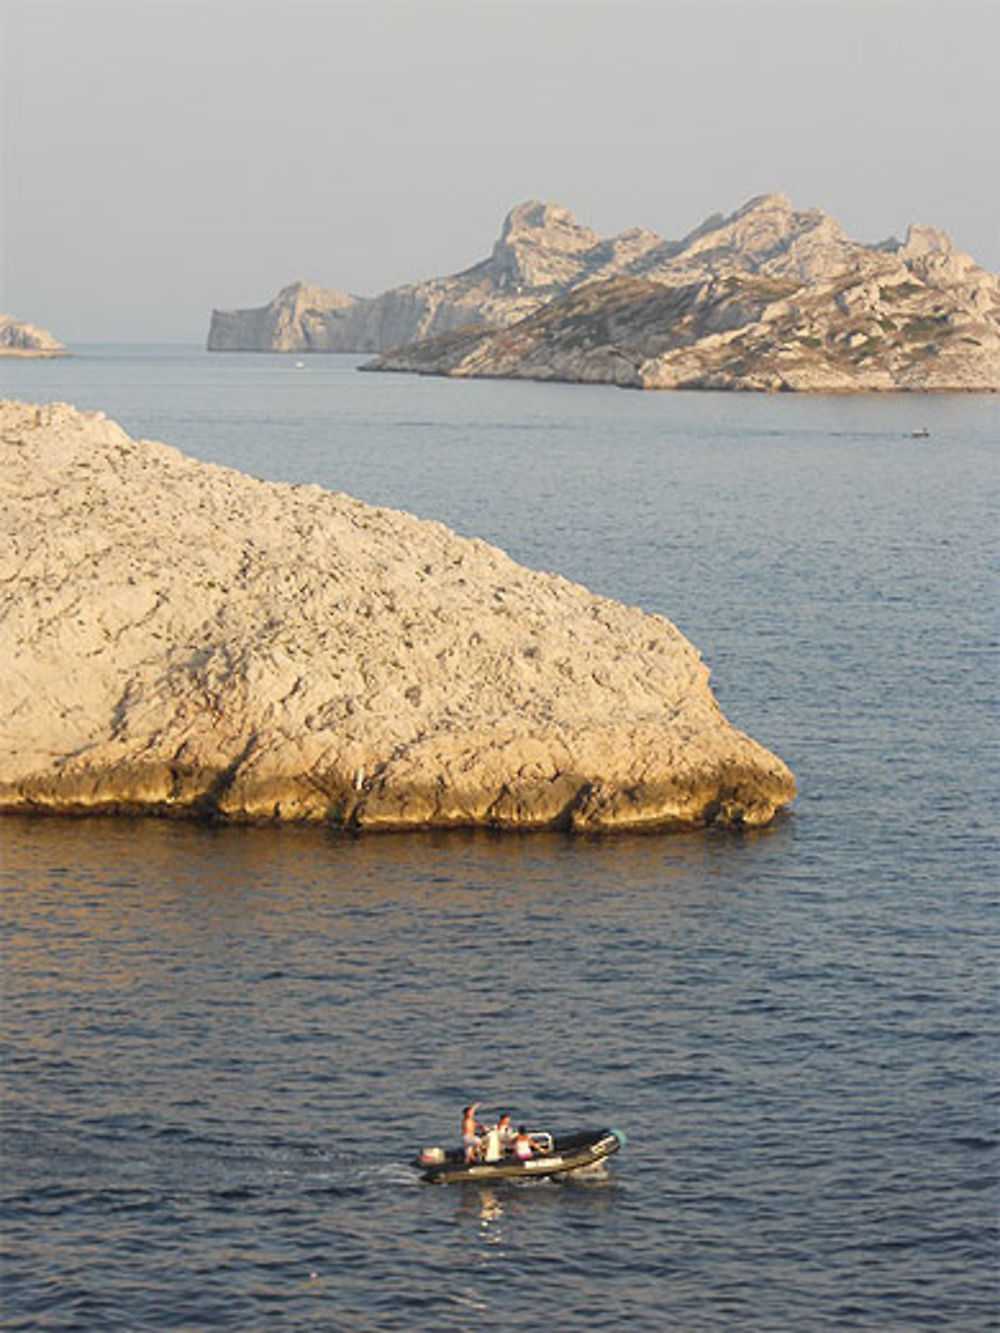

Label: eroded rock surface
[206,200,665,352]
[0,401,795,830]
[208,194,999,391]
[365,196,1000,391]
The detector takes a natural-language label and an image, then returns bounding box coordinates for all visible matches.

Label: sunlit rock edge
[0,401,796,831]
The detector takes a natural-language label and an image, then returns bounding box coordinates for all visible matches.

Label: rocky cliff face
[206,200,665,352]
[365,196,1000,391]
[208,194,998,390]
[0,400,795,831]
[207,283,358,352]
[0,315,66,357]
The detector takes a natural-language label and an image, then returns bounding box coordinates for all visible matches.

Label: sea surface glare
[1,348,997,1330]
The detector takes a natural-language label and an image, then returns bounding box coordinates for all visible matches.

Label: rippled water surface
[1,348,997,1329]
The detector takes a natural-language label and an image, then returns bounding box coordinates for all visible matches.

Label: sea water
[1,348,997,1330]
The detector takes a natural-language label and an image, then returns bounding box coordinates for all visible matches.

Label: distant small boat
[415,1127,625,1184]
[910,428,930,438]
[294,361,306,369]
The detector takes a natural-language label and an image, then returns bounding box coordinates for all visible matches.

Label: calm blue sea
[1,347,998,1330]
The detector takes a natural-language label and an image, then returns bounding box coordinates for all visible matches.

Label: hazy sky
[3,0,998,342]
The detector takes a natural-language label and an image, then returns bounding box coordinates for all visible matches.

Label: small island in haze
[208,193,999,392]
[0,315,66,358]
[0,400,794,832]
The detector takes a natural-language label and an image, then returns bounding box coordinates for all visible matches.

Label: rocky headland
[0,315,66,358]
[208,193,998,392]
[206,201,630,353]
[366,196,1000,392]
[0,400,795,831]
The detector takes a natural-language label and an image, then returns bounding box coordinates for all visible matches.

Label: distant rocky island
[0,315,66,358]
[0,400,794,831]
[208,194,999,392]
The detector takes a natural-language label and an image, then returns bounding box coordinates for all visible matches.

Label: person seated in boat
[462,1103,484,1162]
[513,1125,546,1161]
[480,1111,515,1163]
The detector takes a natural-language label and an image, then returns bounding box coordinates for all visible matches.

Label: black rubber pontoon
[416,1127,626,1184]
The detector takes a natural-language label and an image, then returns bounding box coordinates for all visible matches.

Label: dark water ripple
[3,817,996,1331]
[1,352,998,1329]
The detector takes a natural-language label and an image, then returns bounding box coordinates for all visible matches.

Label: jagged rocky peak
[894,223,989,299]
[631,192,860,288]
[273,280,356,311]
[901,223,953,257]
[210,191,1000,379]
[498,200,596,245]
[366,193,1000,394]
[488,200,602,288]
[676,192,849,270]
[589,225,665,274]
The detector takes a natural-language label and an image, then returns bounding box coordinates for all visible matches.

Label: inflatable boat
[416,1127,625,1184]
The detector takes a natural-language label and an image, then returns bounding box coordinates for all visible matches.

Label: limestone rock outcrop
[207,283,358,352]
[206,200,664,352]
[0,400,795,831]
[0,315,66,357]
[209,194,998,390]
[365,196,1000,392]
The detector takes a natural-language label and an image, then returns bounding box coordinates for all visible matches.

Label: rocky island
[207,200,615,353]
[208,194,999,392]
[366,197,1000,392]
[0,315,66,358]
[0,400,794,831]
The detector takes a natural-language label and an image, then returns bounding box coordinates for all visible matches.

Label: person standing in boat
[480,1111,514,1163]
[497,1112,515,1153]
[481,1121,502,1163]
[462,1103,484,1162]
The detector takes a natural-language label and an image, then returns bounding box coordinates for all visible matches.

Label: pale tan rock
[208,194,1000,390]
[206,200,662,352]
[207,282,359,352]
[367,196,1000,392]
[0,401,795,830]
[0,315,66,357]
